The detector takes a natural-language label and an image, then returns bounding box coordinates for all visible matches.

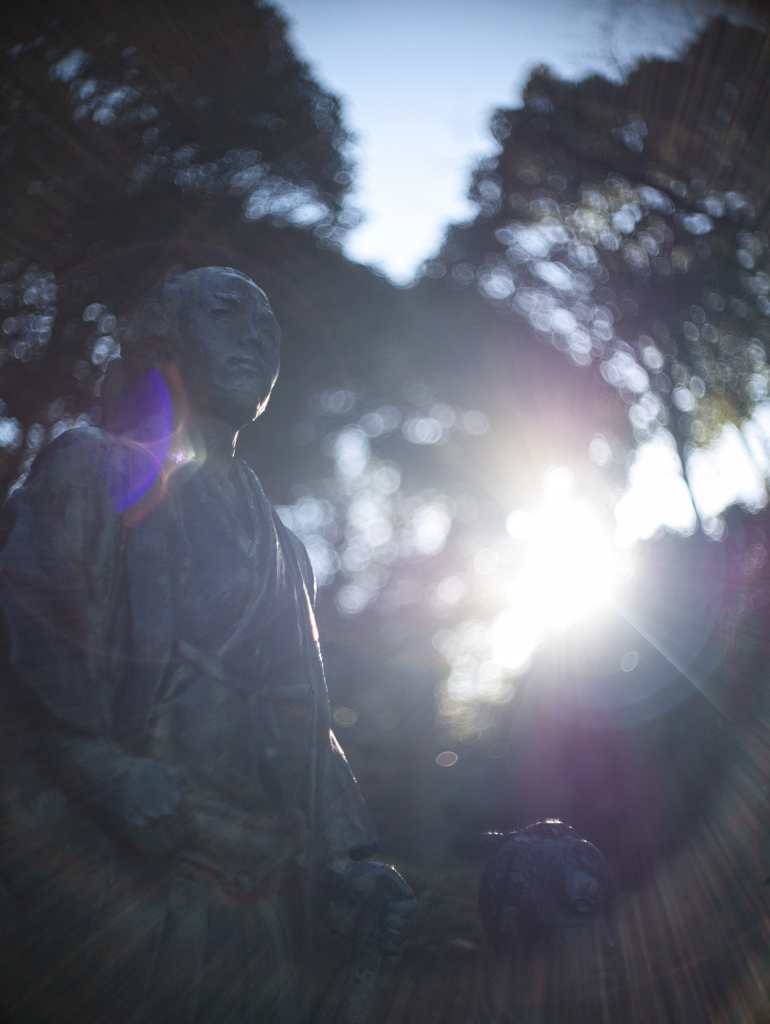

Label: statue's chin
[212,386,271,429]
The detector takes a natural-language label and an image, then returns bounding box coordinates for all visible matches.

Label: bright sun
[491,468,621,674]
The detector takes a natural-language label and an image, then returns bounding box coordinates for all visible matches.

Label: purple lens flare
[106,368,173,512]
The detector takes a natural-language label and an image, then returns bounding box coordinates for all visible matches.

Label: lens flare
[106,368,173,512]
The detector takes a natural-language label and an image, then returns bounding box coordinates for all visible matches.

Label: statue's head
[122,267,281,427]
[479,821,618,1005]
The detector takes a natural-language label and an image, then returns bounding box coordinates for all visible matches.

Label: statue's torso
[146,461,320,891]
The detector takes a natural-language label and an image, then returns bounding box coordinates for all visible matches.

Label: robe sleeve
[0,428,124,736]
[285,528,317,610]
[279,526,380,859]
[321,730,379,859]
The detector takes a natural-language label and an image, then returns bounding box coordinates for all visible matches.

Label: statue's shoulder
[16,428,138,517]
[2,428,120,542]
[26,426,114,488]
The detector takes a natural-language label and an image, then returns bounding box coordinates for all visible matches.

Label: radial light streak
[612,600,729,724]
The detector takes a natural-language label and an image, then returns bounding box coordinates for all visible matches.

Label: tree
[0,0,362,492]
[424,16,770,529]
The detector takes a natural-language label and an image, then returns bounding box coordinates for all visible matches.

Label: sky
[276,0,712,283]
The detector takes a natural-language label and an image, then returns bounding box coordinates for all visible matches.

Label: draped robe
[0,426,377,1024]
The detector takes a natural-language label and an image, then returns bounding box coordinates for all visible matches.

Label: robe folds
[0,426,377,1024]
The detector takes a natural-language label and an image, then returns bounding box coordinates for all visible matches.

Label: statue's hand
[324,859,416,958]
[121,759,194,858]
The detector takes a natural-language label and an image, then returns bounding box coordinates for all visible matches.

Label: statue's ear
[479,831,507,854]
[158,279,183,326]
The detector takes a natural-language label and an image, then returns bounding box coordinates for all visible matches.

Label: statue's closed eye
[207,292,242,313]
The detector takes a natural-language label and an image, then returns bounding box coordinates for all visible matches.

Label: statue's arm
[285,526,317,607]
[0,432,113,734]
[319,732,415,955]
[277,517,416,949]
[0,432,190,856]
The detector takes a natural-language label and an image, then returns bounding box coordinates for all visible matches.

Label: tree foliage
[0,0,362,491]
[425,17,770,516]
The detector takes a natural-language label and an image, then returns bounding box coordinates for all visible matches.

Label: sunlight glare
[436,470,626,707]
[498,469,619,671]
[490,608,544,672]
[614,430,697,546]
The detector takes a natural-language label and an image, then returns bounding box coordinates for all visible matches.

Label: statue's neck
[183,410,238,468]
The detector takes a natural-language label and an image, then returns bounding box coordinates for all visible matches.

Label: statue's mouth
[225,355,263,377]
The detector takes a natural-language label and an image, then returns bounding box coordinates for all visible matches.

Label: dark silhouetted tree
[0,0,375,493]
[423,17,770,524]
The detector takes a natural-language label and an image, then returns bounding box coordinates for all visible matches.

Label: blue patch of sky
[276,0,714,283]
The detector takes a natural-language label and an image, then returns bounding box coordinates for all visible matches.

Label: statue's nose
[572,872,602,900]
[243,314,278,354]
[241,321,262,346]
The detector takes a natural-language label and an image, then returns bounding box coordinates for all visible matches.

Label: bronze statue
[474,821,618,1024]
[0,267,414,1024]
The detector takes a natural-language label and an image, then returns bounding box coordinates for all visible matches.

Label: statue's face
[540,858,618,1002]
[481,830,619,1012]
[489,855,618,1015]
[181,268,281,426]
